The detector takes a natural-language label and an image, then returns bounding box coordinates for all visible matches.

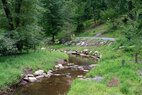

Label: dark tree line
[0,0,141,55]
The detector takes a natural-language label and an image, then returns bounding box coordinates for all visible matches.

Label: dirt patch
[107,76,120,87]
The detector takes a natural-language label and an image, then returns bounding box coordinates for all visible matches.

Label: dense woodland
[0,0,142,55]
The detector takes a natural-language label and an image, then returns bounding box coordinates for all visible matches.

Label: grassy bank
[0,50,68,90]
[49,43,142,95]
[68,44,142,95]
[79,19,127,38]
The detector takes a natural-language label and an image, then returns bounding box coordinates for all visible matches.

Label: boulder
[34,70,44,76]
[58,64,64,69]
[83,49,89,52]
[81,42,85,46]
[72,51,77,54]
[28,77,37,82]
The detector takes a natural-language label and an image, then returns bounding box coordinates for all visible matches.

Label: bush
[57,30,72,43]
[0,32,18,55]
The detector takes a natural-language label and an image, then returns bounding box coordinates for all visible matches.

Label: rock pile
[51,49,102,60]
[23,69,53,84]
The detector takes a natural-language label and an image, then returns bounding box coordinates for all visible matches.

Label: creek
[13,54,97,95]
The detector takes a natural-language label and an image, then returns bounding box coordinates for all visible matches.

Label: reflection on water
[13,55,97,95]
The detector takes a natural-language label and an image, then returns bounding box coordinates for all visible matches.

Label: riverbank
[49,42,142,95]
[0,50,68,94]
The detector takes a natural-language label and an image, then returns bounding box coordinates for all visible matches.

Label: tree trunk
[52,33,55,43]
[1,0,14,30]
[91,2,96,26]
[135,52,138,63]
[15,0,23,27]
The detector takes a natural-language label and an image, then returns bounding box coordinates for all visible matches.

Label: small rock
[93,51,99,56]
[83,70,89,72]
[140,76,142,79]
[34,70,44,76]
[83,49,89,52]
[68,63,74,66]
[78,66,84,70]
[26,74,34,77]
[66,75,71,78]
[77,43,80,46]
[48,70,53,73]
[89,50,93,54]
[80,78,91,81]
[44,73,52,78]
[19,80,28,86]
[28,77,37,82]
[36,75,44,79]
[91,76,104,82]
[98,54,103,59]
[41,47,46,50]
[72,51,77,54]
[80,54,86,56]
[67,51,73,54]
[23,76,29,81]
[53,74,62,76]
[58,64,64,69]
[77,75,84,78]
[81,42,85,46]
[89,64,97,68]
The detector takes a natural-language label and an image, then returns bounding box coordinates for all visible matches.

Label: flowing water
[13,55,97,95]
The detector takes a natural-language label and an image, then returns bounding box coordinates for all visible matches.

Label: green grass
[79,24,110,37]
[66,43,142,95]
[0,50,68,90]
[68,79,124,95]
[79,19,128,38]
[49,42,142,95]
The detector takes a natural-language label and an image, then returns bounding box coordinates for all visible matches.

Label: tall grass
[0,50,68,90]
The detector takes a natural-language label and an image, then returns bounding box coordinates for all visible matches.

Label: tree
[122,0,142,63]
[0,0,42,54]
[41,0,63,43]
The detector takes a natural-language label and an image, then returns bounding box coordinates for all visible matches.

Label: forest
[0,0,142,95]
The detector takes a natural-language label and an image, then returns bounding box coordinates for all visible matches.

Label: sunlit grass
[0,50,68,90]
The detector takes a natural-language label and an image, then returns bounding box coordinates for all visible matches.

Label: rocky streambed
[11,54,98,95]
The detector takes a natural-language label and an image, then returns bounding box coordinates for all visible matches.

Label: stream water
[12,55,97,95]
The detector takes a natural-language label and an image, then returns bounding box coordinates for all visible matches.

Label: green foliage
[0,0,42,55]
